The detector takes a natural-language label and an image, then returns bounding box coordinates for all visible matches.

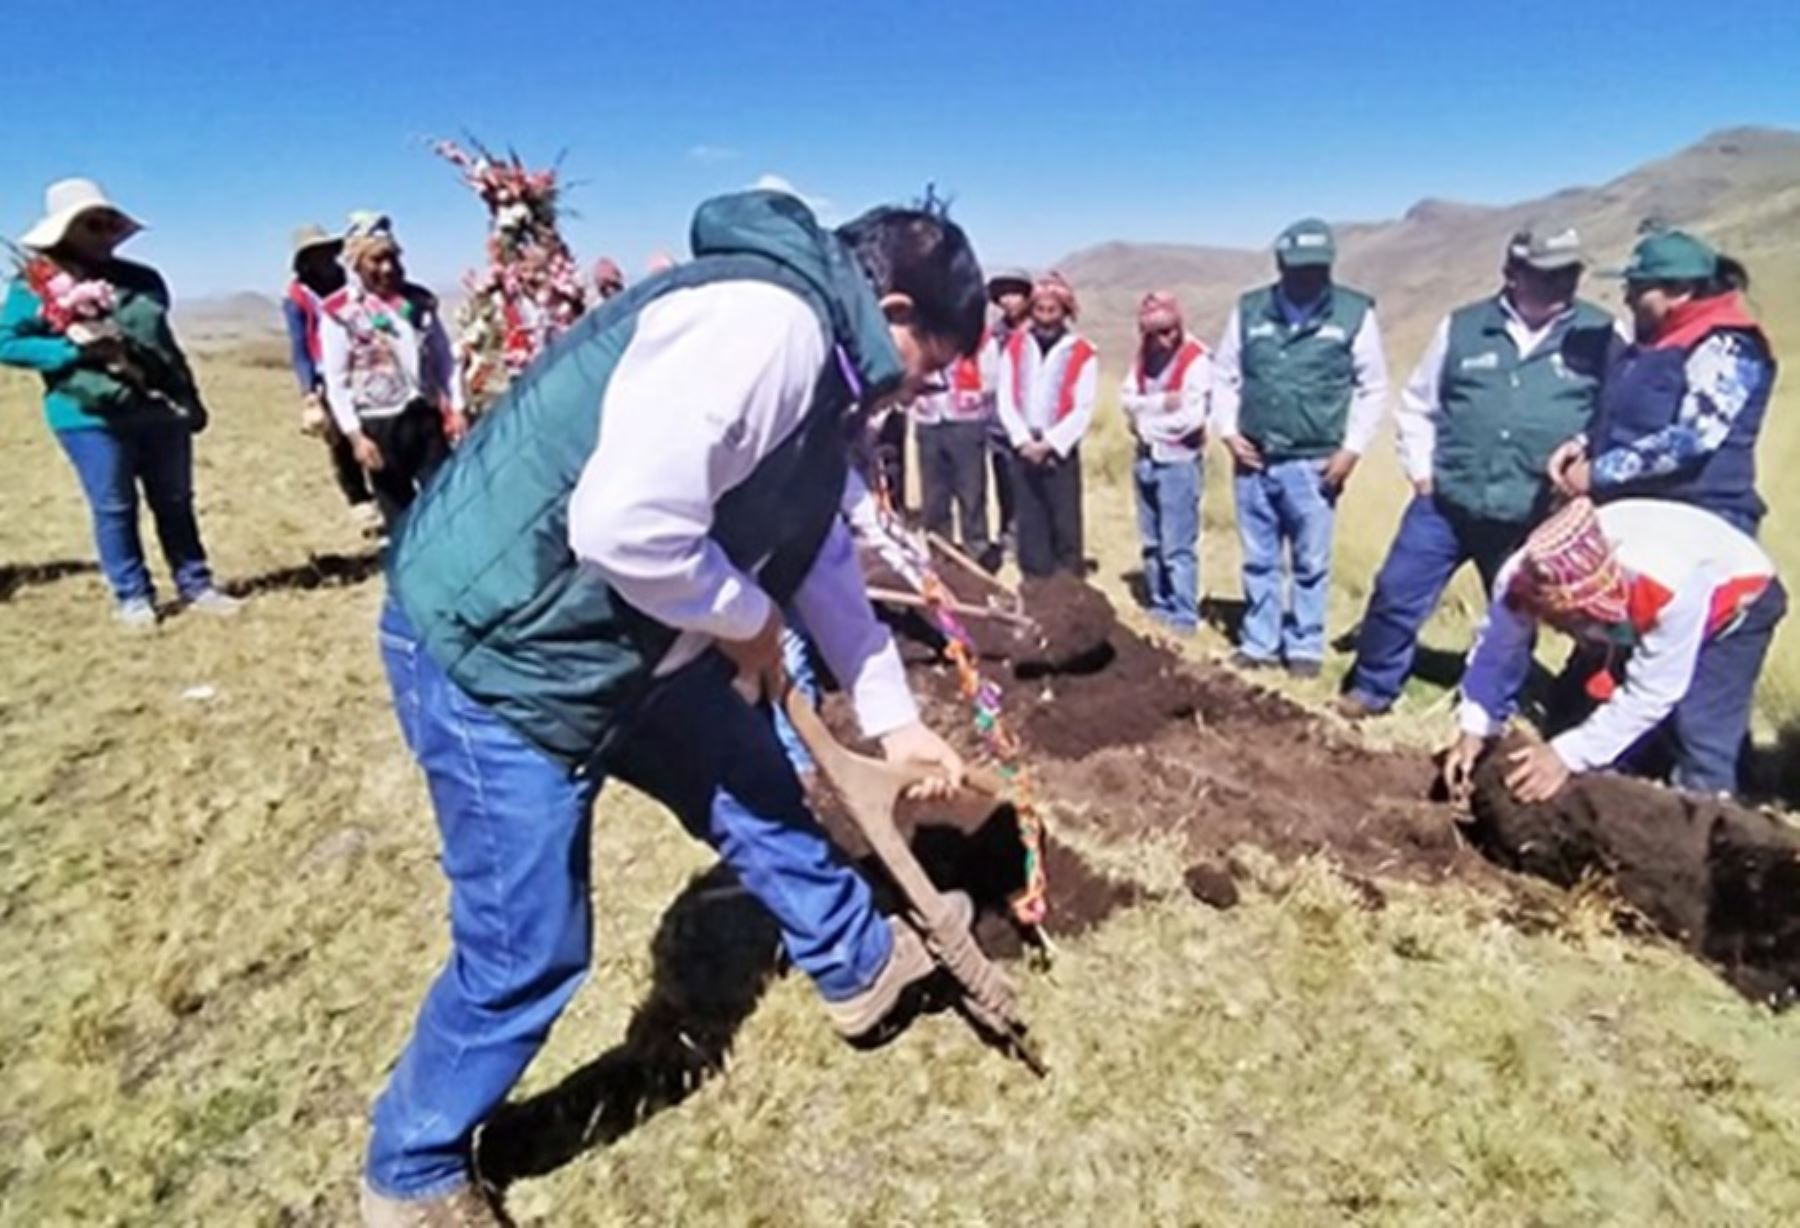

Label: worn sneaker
[1230,651,1276,671]
[184,588,243,617]
[825,891,974,1042]
[115,597,158,630]
[360,1180,510,1227]
[1286,659,1323,679]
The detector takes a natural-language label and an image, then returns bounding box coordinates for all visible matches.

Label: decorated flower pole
[431,138,588,414]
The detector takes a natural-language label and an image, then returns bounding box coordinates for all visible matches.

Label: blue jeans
[367,601,891,1200]
[1233,457,1336,664]
[1667,579,1787,795]
[1346,496,1528,709]
[56,421,213,603]
[1133,453,1201,630]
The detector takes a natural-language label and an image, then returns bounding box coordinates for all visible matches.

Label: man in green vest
[358,190,986,1226]
[1338,226,1615,717]
[1212,218,1389,676]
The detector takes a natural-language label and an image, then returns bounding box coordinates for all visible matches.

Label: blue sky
[3,1,1796,297]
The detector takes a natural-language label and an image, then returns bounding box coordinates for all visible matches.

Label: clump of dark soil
[905,576,1465,886]
[1184,862,1240,910]
[1468,740,1800,1007]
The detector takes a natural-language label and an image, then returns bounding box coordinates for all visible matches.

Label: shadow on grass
[229,550,384,597]
[1738,725,1800,810]
[1200,594,1246,641]
[473,862,783,1188]
[0,558,97,602]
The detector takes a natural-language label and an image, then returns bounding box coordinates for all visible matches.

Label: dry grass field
[4,324,1800,1227]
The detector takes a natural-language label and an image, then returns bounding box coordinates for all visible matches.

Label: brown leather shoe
[824,892,974,1041]
[360,1180,511,1227]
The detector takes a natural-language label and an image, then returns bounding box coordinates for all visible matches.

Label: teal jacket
[0,259,204,433]
[388,190,905,771]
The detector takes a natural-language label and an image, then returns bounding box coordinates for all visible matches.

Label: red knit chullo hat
[1514,498,1630,624]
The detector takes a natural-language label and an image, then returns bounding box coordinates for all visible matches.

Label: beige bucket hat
[20,178,144,251]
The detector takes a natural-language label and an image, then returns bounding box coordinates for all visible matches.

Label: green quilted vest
[1236,282,1372,459]
[1432,296,1612,524]
[386,191,904,772]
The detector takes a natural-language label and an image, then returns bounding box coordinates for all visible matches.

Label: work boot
[360,1180,511,1227]
[825,891,974,1042]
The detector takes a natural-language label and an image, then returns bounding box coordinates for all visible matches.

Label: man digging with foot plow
[364,191,1028,1226]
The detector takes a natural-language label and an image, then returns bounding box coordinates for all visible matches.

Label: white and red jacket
[1460,499,1775,772]
[995,328,1099,458]
[910,328,997,426]
[1119,334,1211,463]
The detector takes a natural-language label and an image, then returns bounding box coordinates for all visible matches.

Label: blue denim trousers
[55,421,213,603]
[1132,453,1201,630]
[1345,495,1528,710]
[1233,457,1337,664]
[366,600,892,1200]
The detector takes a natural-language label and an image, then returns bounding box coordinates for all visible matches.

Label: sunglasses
[1147,325,1181,340]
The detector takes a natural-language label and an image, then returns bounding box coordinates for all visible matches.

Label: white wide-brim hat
[20,178,145,251]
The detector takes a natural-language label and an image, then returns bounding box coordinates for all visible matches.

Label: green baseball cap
[1274,217,1336,268]
[1507,225,1584,271]
[1614,230,1718,283]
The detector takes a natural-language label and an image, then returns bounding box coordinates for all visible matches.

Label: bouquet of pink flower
[23,258,121,344]
[433,137,589,412]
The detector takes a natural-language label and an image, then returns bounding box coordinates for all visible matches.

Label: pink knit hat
[1512,498,1629,624]
[1031,272,1079,320]
[1138,290,1182,333]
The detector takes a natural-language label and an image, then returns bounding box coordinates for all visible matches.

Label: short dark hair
[836,207,986,356]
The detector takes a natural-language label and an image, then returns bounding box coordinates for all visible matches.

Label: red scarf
[1651,292,1765,352]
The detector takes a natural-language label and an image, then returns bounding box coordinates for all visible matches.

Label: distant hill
[1057,126,1800,373]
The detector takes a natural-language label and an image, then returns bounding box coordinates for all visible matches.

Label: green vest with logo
[1432,296,1612,524]
[386,191,903,773]
[1236,283,1373,459]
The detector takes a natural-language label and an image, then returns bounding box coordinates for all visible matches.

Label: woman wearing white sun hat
[0,178,238,628]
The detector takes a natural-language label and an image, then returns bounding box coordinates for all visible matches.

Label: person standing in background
[284,224,381,536]
[0,178,239,628]
[319,222,464,528]
[984,269,1032,562]
[1212,218,1388,677]
[913,328,995,568]
[1120,290,1209,634]
[995,272,1097,578]
[1339,227,1613,716]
